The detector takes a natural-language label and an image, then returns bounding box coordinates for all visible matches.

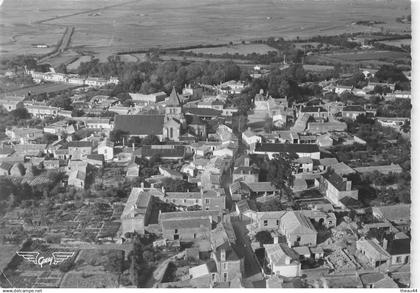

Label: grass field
[305,49,410,66]
[302,64,335,72]
[0,83,80,97]
[378,38,411,47]
[182,44,276,55]
[67,55,92,71]
[0,0,411,62]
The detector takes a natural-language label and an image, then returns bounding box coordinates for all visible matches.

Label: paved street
[231,217,264,281]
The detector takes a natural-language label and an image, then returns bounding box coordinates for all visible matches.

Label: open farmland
[305,50,410,66]
[378,38,411,47]
[182,44,276,55]
[0,0,410,63]
[0,83,80,97]
[67,55,92,71]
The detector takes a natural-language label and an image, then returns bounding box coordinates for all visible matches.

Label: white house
[252,143,320,160]
[85,118,113,130]
[98,139,114,161]
[242,129,262,146]
[129,92,167,104]
[264,243,301,278]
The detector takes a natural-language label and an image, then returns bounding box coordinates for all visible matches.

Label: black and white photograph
[0,0,416,290]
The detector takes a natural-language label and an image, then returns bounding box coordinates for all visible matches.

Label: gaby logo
[16,251,75,267]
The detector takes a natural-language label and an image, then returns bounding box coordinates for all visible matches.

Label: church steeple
[165,86,184,123]
[166,86,181,107]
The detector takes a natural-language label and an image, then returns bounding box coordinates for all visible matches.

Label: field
[305,49,410,66]
[182,44,276,55]
[67,55,92,71]
[0,83,80,97]
[302,64,335,72]
[378,38,411,47]
[0,0,411,64]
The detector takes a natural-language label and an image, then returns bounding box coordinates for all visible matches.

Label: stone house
[264,243,301,277]
[120,187,155,235]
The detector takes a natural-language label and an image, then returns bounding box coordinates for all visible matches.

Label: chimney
[382,238,388,250]
[151,183,155,188]
[132,143,135,152]
[221,248,226,262]
[244,157,250,167]
[140,182,144,191]
[273,236,279,244]
[284,256,290,265]
[161,186,166,194]
[346,180,352,191]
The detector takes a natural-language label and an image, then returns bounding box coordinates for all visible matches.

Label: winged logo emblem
[16,251,75,267]
[16,251,39,265]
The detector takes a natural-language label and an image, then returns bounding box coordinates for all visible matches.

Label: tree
[36,133,58,144]
[141,134,160,146]
[56,63,68,74]
[263,117,273,133]
[130,234,149,287]
[266,153,298,189]
[278,79,291,97]
[401,120,410,133]
[375,65,408,83]
[160,178,195,192]
[11,108,30,120]
[110,129,128,144]
[50,95,73,110]
[255,231,274,245]
[232,94,252,114]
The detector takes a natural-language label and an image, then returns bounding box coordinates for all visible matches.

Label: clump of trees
[159,178,198,193]
[250,153,297,189]
[255,230,274,245]
[76,58,242,96]
[376,99,411,118]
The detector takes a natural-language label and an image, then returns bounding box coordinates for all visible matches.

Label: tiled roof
[323,171,349,191]
[190,115,205,125]
[301,106,327,113]
[255,143,319,154]
[87,154,104,161]
[343,105,365,112]
[140,145,185,158]
[281,211,316,234]
[330,162,356,175]
[184,107,222,117]
[242,181,277,193]
[121,187,154,219]
[258,211,287,220]
[162,217,211,230]
[236,200,250,213]
[214,241,241,262]
[166,192,201,199]
[160,210,220,221]
[68,141,92,148]
[114,115,164,136]
[387,238,410,255]
[0,162,13,171]
[264,243,299,266]
[357,239,390,260]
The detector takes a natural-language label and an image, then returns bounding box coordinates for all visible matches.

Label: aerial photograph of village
[0,0,414,289]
